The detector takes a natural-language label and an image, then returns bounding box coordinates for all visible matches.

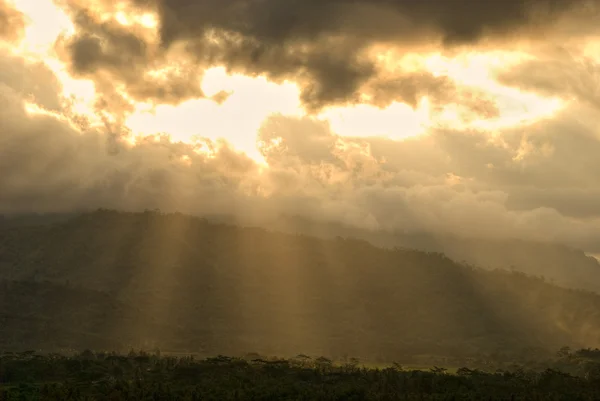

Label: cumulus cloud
[0,0,25,42]
[0,54,63,111]
[52,0,599,113]
[254,113,600,252]
[149,0,592,46]
[3,0,600,255]
[50,8,205,123]
[4,47,600,254]
[497,50,600,111]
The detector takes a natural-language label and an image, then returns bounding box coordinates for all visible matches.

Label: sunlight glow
[9,0,75,55]
[4,0,574,163]
[113,9,158,30]
[8,0,102,125]
[23,100,87,133]
[583,38,600,61]
[320,98,431,140]
[422,51,565,127]
[368,47,565,132]
[126,67,304,162]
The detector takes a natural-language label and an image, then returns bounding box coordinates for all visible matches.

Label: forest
[3,210,600,398]
[3,349,600,400]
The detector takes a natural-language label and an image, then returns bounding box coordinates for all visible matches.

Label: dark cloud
[55,6,205,111]
[148,0,594,109]
[363,72,500,120]
[365,72,454,108]
[152,0,588,46]
[55,0,597,113]
[0,0,25,42]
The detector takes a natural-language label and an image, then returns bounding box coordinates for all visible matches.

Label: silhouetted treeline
[2,209,600,361]
[3,350,600,400]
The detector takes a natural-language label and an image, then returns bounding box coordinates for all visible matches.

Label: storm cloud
[150,0,588,45]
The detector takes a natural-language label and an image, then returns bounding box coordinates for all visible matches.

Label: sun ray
[3,0,577,162]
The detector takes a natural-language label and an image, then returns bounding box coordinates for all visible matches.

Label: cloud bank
[2,0,600,254]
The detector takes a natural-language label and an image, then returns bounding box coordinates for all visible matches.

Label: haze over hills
[266,215,600,294]
[3,211,600,294]
[2,209,600,362]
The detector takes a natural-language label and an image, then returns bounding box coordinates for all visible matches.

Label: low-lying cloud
[3,45,600,253]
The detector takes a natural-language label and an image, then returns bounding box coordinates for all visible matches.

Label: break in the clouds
[54,0,600,112]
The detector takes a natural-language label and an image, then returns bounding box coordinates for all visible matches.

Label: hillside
[2,210,600,361]
[0,280,175,351]
[268,215,600,293]
[4,212,600,294]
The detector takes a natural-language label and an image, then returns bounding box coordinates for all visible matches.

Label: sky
[2,0,600,253]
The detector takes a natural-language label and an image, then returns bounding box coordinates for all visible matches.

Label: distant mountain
[4,211,598,294]
[266,215,600,293]
[2,209,600,361]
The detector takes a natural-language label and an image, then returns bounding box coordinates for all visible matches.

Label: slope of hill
[1,209,600,361]
[0,280,172,351]
[0,212,77,229]
[5,211,599,294]
[267,215,600,293]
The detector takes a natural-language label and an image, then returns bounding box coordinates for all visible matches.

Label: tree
[557,346,572,359]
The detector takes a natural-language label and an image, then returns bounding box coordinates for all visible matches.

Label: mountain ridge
[2,210,599,293]
[1,209,600,361]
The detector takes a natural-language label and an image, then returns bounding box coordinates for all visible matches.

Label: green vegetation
[3,349,600,400]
